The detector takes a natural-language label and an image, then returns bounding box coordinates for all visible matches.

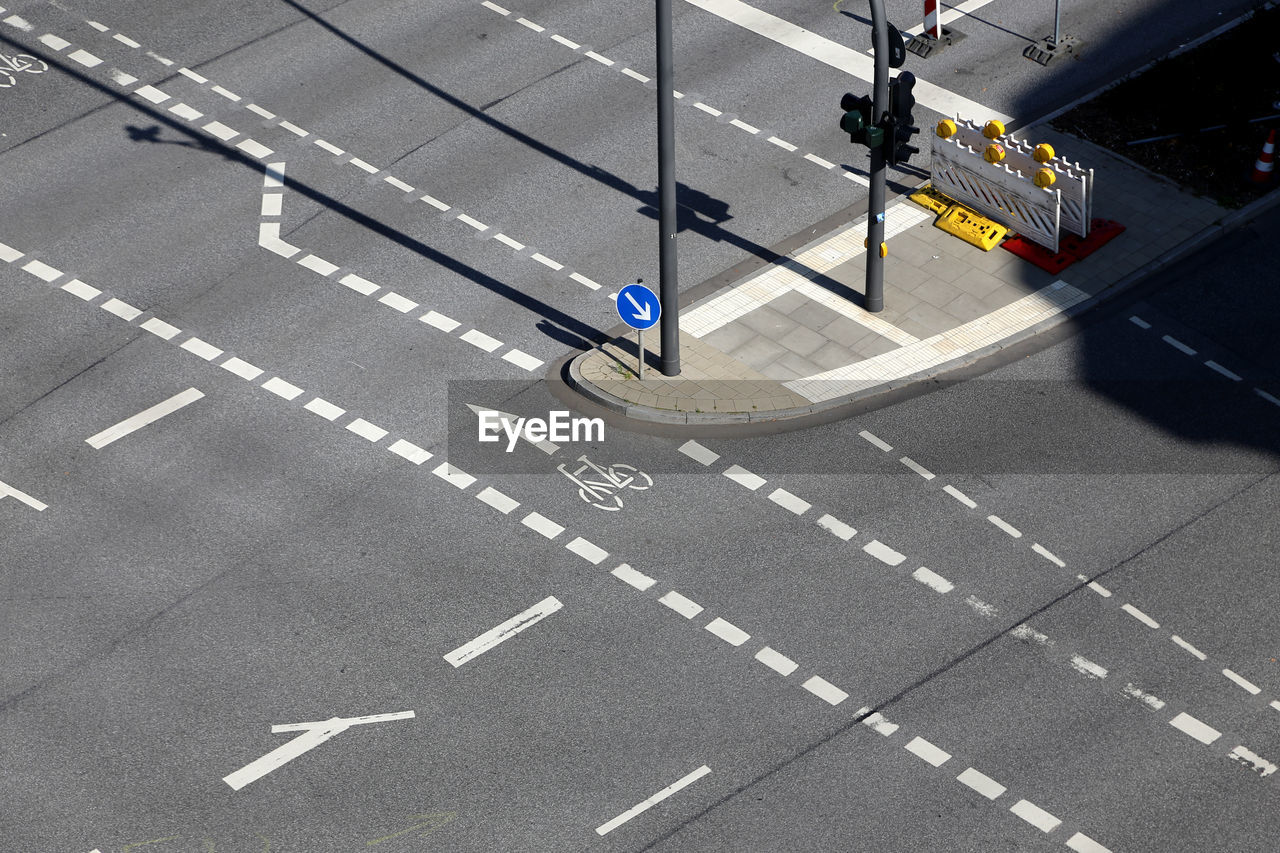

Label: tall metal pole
[1051,0,1061,47]
[656,0,681,375]
[865,0,889,313]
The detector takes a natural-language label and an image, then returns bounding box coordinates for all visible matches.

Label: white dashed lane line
[464,0,870,187]
[1128,314,1280,409]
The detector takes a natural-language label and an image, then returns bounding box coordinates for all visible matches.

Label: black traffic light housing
[887,71,920,166]
[840,92,882,148]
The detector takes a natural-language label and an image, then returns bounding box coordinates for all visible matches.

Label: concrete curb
[563,180,1280,430]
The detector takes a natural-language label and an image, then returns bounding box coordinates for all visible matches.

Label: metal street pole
[656,0,681,375]
[865,0,889,313]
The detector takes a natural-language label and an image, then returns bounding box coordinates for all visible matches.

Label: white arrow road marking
[624,291,652,322]
[466,404,560,455]
[444,595,563,667]
[0,479,47,511]
[85,387,204,449]
[222,710,414,790]
[682,0,1012,124]
[596,765,711,835]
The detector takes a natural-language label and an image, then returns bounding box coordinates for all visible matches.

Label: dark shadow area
[0,32,610,349]
[534,319,594,352]
[125,124,204,149]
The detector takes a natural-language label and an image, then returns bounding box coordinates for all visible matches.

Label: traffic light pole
[865,0,889,313]
[656,0,681,375]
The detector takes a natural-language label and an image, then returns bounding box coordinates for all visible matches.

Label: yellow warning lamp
[936,119,957,139]
[984,143,1006,164]
[1033,143,1055,163]
[1034,168,1056,188]
[983,120,1005,139]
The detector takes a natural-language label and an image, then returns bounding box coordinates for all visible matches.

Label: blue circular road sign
[616,283,661,331]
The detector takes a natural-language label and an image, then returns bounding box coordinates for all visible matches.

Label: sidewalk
[565,126,1272,426]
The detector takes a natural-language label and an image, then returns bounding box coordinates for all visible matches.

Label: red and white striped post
[924,0,941,39]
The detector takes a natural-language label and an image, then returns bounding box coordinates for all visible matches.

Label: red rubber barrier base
[1001,219,1126,273]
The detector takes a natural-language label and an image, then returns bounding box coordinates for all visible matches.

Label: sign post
[616,281,661,380]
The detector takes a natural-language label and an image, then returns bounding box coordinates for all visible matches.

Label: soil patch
[1053,4,1280,208]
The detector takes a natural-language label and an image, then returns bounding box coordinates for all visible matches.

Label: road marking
[680,0,1011,123]
[1009,799,1060,833]
[965,595,997,617]
[1122,683,1165,711]
[1204,360,1242,381]
[304,397,345,421]
[140,318,180,340]
[816,514,855,540]
[862,712,898,736]
[755,645,797,676]
[1085,580,1111,597]
[863,539,905,566]
[722,464,766,490]
[595,765,710,836]
[1256,388,1280,408]
[86,388,203,449]
[202,120,238,141]
[705,617,750,646]
[802,675,847,705]
[1032,543,1064,566]
[444,595,562,667]
[1121,603,1159,629]
[211,84,240,101]
[378,291,418,313]
[388,439,432,465]
[904,736,950,767]
[612,563,655,591]
[259,376,302,400]
[432,463,476,489]
[566,537,608,564]
[987,514,1021,537]
[220,356,263,381]
[521,512,564,539]
[22,258,62,282]
[349,157,379,174]
[956,767,1005,799]
[1222,669,1261,695]
[0,479,48,511]
[678,440,720,466]
[421,310,461,332]
[858,429,891,451]
[1169,711,1220,745]
[180,337,223,361]
[460,329,503,352]
[1066,832,1112,853]
[1011,624,1051,645]
[517,17,545,32]
[1162,334,1196,356]
[1128,315,1151,329]
[899,456,934,479]
[346,418,388,443]
[1069,654,1108,679]
[1228,745,1277,778]
[1170,634,1207,660]
[68,48,101,67]
[768,488,810,515]
[39,32,69,49]
[912,567,953,594]
[223,711,414,790]
[133,84,168,104]
[659,590,703,619]
[550,33,579,49]
[101,297,141,320]
[942,484,976,508]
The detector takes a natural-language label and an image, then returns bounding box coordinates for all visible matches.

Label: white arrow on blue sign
[616,283,661,331]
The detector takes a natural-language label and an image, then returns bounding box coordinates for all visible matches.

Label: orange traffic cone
[1252,129,1276,184]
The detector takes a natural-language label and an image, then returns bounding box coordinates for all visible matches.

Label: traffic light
[839,92,882,148]
[887,71,920,166]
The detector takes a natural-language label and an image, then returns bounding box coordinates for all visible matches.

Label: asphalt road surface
[1,0,1276,851]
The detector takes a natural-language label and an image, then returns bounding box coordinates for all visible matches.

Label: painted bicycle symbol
[558,454,652,511]
[0,51,48,88]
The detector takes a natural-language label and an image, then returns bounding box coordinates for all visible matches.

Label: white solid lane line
[596,765,711,836]
[223,711,414,791]
[444,595,562,667]
[680,0,1012,123]
[85,388,204,449]
[0,479,48,511]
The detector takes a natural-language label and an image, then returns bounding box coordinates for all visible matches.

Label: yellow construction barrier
[935,204,1008,251]
[908,184,954,215]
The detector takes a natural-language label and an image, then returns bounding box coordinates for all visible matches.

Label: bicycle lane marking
[667,439,1280,778]
[0,247,1142,848]
[463,0,871,187]
[258,162,546,374]
[26,8,612,294]
[0,239,855,718]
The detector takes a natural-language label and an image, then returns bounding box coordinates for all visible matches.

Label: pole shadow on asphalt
[0,31,612,351]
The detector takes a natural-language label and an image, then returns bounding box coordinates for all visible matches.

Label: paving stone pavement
[567,127,1264,426]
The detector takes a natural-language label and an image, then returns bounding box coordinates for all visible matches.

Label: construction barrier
[931,118,1094,252]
